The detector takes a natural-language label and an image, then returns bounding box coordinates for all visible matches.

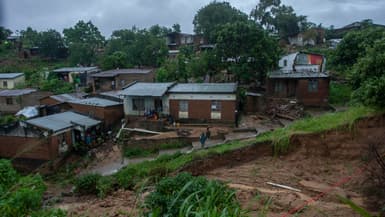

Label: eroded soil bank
[183,114,385,216]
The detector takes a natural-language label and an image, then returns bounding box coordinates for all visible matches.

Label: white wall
[0,76,25,89]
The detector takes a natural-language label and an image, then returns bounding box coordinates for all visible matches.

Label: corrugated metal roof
[168,83,237,93]
[99,91,124,99]
[52,67,99,73]
[268,71,329,79]
[91,68,153,77]
[69,97,122,107]
[120,82,175,97]
[0,88,37,96]
[0,73,24,79]
[50,93,87,103]
[26,111,101,132]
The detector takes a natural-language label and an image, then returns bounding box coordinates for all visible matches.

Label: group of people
[199,127,211,148]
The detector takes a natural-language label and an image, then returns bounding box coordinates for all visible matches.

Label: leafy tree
[20,27,39,48]
[0,26,12,41]
[250,0,281,31]
[350,37,385,107]
[104,26,168,68]
[101,51,129,70]
[216,21,279,83]
[331,27,385,72]
[251,1,312,40]
[40,77,74,94]
[148,25,172,37]
[193,1,248,43]
[172,23,181,33]
[63,20,105,65]
[37,29,65,59]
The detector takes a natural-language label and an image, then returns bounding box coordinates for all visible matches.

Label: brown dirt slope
[182,114,385,217]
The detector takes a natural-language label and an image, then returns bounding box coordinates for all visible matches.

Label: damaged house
[0,111,101,161]
[266,52,330,107]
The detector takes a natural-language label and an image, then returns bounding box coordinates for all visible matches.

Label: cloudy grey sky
[2,0,385,37]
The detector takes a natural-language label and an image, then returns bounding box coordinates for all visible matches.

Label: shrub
[329,82,352,105]
[145,172,245,216]
[74,173,102,195]
[96,176,115,198]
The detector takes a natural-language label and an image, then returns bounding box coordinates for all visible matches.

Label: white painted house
[0,73,25,89]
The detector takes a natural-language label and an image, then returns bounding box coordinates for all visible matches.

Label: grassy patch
[123,141,191,158]
[329,82,353,105]
[91,106,379,197]
[255,106,376,153]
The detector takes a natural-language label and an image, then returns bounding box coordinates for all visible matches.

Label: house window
[308,80,318,92]
[132,98,145,111]
[211,101,221,119]
[178,100,188,119]
[274,81,284,93]
[283,59,288,67]
[3,81,7,88]
[6,98,13,105]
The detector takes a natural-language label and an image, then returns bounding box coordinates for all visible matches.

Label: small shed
[52,67,100,87]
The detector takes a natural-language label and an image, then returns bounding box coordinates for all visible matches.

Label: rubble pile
[266,99,305,120]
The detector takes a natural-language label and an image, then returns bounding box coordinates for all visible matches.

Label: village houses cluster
[0,32,329,164]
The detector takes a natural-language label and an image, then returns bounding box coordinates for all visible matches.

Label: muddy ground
[190,115,385,217]
[55,115,385,216]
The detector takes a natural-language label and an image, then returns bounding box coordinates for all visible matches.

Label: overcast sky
[2,0,385,37]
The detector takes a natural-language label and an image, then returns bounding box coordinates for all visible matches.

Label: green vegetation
[74,173,114,198]
[255,106,376,153]
[123,141,191,158]
[0,115,18,125]
[0,159,65,217]
[145,172,245,216]
[329,82,353,105]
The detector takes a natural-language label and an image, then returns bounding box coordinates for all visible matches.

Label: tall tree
[63,20,105,65]
[172,23,181,33]
[20,27,39,48]
[0,27,12,41]
[216,21,279,83]
[193,1,248,43]
[37,29,65,59]
[250,0,281,31]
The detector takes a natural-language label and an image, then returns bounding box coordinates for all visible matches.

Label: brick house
[0,73,25,89]
[40,92,88,115]
[91,68,155,93]
[0,89,52,114]
[166,32,212,58]
[168,83,237,123]
[68,97,124,128]
[0,111,101,161]
[266,52,330,106]
[120,82,175,116]
[52,67,100,87]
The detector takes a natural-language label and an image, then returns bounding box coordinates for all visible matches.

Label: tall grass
[255,106,376,153]
[145,173,246,217]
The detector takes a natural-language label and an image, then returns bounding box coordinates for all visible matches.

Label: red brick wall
[169,99,235,122]
[0,130,72,161]
[296,78,329,106]
[69,103,124,127]
[40,97,60,105]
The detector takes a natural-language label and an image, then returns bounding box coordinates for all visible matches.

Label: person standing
[199,132,207,148]
[206,127,211,140]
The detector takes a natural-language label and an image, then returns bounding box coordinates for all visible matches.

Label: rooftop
[0,88,37,97]
[52,67,99,73]
[0,73,24,79]
[120,82,175,97]
[168,83,237,94]
[49,92,87,103]
[268,71,329,79]
[91,68,153,78]
[69,97,122,107]
[26,111,101,133]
